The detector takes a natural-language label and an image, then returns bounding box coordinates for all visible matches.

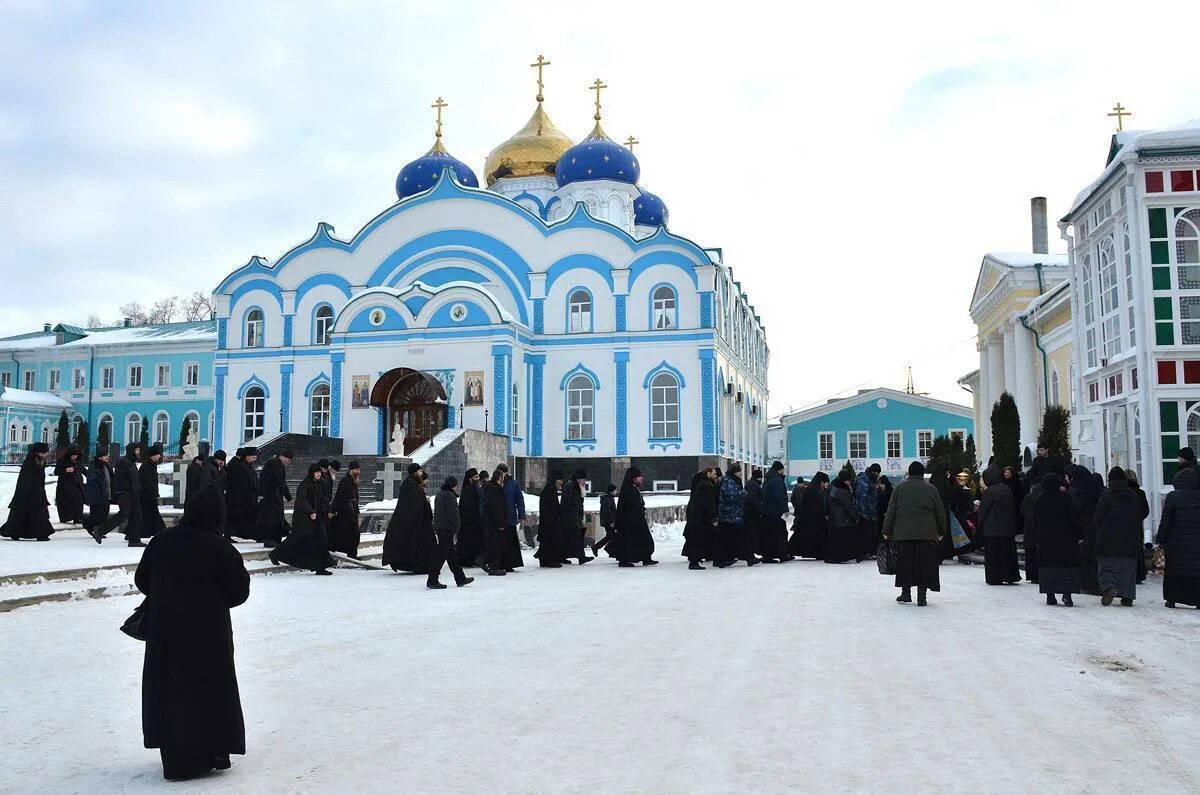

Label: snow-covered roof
[1021,280,1070,319]
[0,386,74,411]
[0,320,216,353]
[1065,119,1200,220]
[984,252,1069,269]
[779,387,973,425]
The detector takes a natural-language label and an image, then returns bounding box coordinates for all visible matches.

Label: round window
[876,398,888,409]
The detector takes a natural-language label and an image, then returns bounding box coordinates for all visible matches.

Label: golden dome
[483,103,575,186]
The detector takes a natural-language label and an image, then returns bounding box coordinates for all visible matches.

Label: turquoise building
[781,388,974,480]
[0,321,216,462]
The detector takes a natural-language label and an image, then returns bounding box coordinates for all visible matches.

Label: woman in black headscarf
[789,471,829,559]
[1067,464,1101,595]
[1034,473,1081,606]
[876,476,894,527]
[825,470,860,564]
[615,467,656,567]
[535,471,564,567]
[54,446,86,525]
[456,468,485,567]
[271,463,335,575]
[928,464,953,560]
[682,468,719,569]
[1,442,53,541]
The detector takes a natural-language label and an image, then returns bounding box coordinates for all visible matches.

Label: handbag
[949,513,971,551]
[120,598,149,641]
[876,540,896,575]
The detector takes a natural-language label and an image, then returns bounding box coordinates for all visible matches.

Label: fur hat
[407,463,423,475]
[308,463,324,476]
[329,459,341,471]
[348,461,360,471]
[280,449,295,459]
[212,450,227,461]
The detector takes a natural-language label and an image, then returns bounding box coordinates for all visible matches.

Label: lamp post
[458,403,463,429]
[484,409,489,433]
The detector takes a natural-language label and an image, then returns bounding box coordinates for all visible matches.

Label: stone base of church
[516,454,735,494]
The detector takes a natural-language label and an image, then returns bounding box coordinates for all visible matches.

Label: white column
[1013,321,1039,447]
[1003,322,1018,401]
[978,343,992,462]
[986,337,1005,402]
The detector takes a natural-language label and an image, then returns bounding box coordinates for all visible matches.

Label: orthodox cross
[431,97,448,140]
[1107,101,1132,132]
[625,135,638,151]
[530,54,550,103]
[589,78,607,121]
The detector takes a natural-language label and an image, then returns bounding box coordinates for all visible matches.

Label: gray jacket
[434,488,460,536]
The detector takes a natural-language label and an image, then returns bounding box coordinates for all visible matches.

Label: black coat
[381,476,436,573]
[274,476,334,571]
[682,477,718,560]
[114,452,142,498]
[223,458,258,540]
[614,475,653,563]
[559,480,586,558]
[1034,477,1081,567]
[535,482,562,562]
[184,460,204,504]
[54,454,86,522]
[1095,478,1143,558]
[789,484,828,559]
[599,493,616,527]
[139,459,166,538]
[255,457,292,531]
[979,472,1016,538]
[85,458,113,506]
[455,480,485,564]
[744,478,764,523]
[1158,466,1200,578]
[0,450,53,540]
[198,458,226,494]
[482,481,507,532]
[328,474,361,556]
[135,494,249,759]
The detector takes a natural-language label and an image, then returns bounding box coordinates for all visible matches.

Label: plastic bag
[950,513,971,550]
[876,540,896,575]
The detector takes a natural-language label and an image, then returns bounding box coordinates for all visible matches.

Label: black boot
[917,588,928,607]
[618,561,635,567]
[689,561,705,570]
[1046,594,1058,606]
[314,569,332,576]
[1062,594,1074,607]
[897,588,912,603]
[455,576,474,587]
[127,538,146,548]
[427,580,447,590]
[643,559,659,566]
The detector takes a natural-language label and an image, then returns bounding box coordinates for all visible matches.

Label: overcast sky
[2,0,1198,411]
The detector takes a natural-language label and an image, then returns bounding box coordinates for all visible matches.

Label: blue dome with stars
[395,140,479,200]
[634,188,668,227]
[555,123,640,187]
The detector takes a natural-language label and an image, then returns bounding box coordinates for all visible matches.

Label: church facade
[211,74,769,485]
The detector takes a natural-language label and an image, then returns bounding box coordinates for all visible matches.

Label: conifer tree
[178,416,190,456]
[74,420,89,456]
[96,418,110,453]
[991,392,1021,470]
[964,434,981,482]
[55,411,70,449]
[140,416,150,449]
[1037,405,1072,464]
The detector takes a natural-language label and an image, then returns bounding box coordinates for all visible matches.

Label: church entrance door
[369,368,449,455]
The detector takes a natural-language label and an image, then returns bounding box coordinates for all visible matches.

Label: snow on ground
[362,491,690,515]
[3,531,1199,793]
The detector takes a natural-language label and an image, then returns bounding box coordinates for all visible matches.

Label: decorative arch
[304,371,331,398]
[295,273,354,302]
[312,303,335,345]
[241,305,266,349]
[558,362,601,391]
[642,360,687,389]
[545,254,616,291]
[647,282,680,330]
[124,412,143,445]
[565,287,594,334]
[237,375,271,400]
[229,279,285,311]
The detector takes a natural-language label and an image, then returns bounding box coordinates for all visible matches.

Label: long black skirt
[1038,565,1081,595]
[716,522,742,563]
[894,540,940,591]
[983,537,1022,584]
[274,526,334,572]
[789,521,826,560]
[825,524,858,563]
[758,516,789,560]
[503,526,525,569]
[681,520,714,561]
[1164,575,1200,607]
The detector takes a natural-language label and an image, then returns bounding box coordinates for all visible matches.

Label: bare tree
[147,297,180,325]
[118,301,149,326]
[85,314,106,329]
[182,291,215,322]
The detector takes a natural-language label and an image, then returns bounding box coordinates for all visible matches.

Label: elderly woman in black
[271,463,335,575]
[1033,473,1081,606]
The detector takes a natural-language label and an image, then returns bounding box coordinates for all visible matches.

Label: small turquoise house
[782,388,974,480]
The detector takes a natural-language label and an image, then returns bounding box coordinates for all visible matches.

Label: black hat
[146,443,163,457]
[443,475,458,490]
[316,458,330,468]
[627,466,642,479]
[771,460,785,472]
[1107,466,1127,481]
[496,463,510,473]
[29,442,50,455]
[1181,447,1197,463]
[329,459,341,470]
[478,470,490,481]
[606,483,617,493]
[868,463,882,474]
[348,461,360,470]
[407,463,423,475]
[241,446,258,457]
[308,463,323,476]
[182,483,227,534]
[212,450,227,461]
[573,469,588,480]
[95,446,109,458]
[908,460,927,478]
[192,454,205,463]
[464,468,478,480]
[728,462,742,474]
[550,469,564,480]
[280,449,295,459]
[751,469,763,480]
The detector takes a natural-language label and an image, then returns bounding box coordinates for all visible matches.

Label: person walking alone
[430,476,473,588]
[881,461,945,606]
[1,442,54,541]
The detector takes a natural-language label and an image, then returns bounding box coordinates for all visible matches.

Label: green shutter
[1161,400,1180,433]
[1157,322,1176,345]
[1152,241,1170,265]
[1149,207,1168,238]
[1164,461,1180,483]
[1155,297,1175,320]
[1153,266,1172,290]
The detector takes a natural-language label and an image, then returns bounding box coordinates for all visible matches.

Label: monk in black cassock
[561,470,591,565]
[271,463,335,575]
[682,468,720,569]
[615,467,657,567]
[139,444,168,541]
[381,463,439,576]
[789,471,829,560]
[136,483,250,781]
[255,450,293,548]
[93,442,143,546]
[184,454,206,505]
[535,471,564,567]
[455,468,485,567]
[84,448,113,532]
[54,446,86,525]
[223,448,259,542]
[328,461,361,558]
[1,442,53,541]
[199,450,227,494]
[482,470,510,575]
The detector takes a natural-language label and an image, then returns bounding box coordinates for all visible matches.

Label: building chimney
[1031,196,1049,255]
[42,323,51,333]
[123,317,132,328]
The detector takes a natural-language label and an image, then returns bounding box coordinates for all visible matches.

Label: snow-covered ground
[362,491,690,514]
[3,527,1199,792]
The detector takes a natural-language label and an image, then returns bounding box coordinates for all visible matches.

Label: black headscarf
[182,483,227,534]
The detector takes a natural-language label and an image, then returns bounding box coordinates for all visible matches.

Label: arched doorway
[370,368,448,455]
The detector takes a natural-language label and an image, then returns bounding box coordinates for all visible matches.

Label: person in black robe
[790,477,807,517]
[789,471,829,559]
[93,442,143,546]
[615,467,656,567]
[54,446,86,524]
[535,471,564,567]
[1157,464,1200,608]
[1095,467,1142,606]
[759,462,791,563]
[682,468,720,569]
[381,464,438,576]
[481,470,509,576]
[1067,464,1100,595]
[139,444,167,542]
[928,464,954,561]
[328,462,361,558]
[84,449,114,532]
[223,448,259,542]
[744,469,765,562]
[198,451,227,494]
[1034,473,1081,606]
[595,482,618,556]
[254,451,293,548]
[455,469,485,567]
[560,470,590,565]
[825,471,860,564]
[323,460,340,511]
[1126,469,1151,584]
[135,483,250,781]
[979,467,1021,584]
[271,464,335,575]
[184,454,206,505]
[498,465,526,569]
[1,442,53,541]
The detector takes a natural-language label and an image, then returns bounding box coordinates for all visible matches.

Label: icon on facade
[463,371,485,407]
[351,375,371,409]
[369,309,386,326]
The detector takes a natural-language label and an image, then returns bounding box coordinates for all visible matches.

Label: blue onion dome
[634,187,668,226]
[555,121,640,187]
[395,137,479,200]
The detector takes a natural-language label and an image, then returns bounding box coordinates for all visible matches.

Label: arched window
[1098,237,1121,358]
[126,413,142,445]
[652,285,677,329]
[510,382,520,438]
[1069,362,1077,412]
[1123,224,1135,347]
[650,372,680,439]
[245,308,264,349]
[566,375,594,440]
[309,383,331,437]
[21,422,30,443]
[1187,405,1200,452]
[7,422,17,444]
[568,290,592,333]
[243,386,265,442]
[40,423,51,445]
[185,411,200,437]
[314,305,334,346]
[71,415,81,441]
[1050,368,1061,407]
[1081,254,1097,368]
[97,414,113,445]
[153,412,169,445]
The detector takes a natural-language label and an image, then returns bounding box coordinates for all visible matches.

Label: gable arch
[237,375,271,400]
[559,363,601,391]
[642,360,687,389]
